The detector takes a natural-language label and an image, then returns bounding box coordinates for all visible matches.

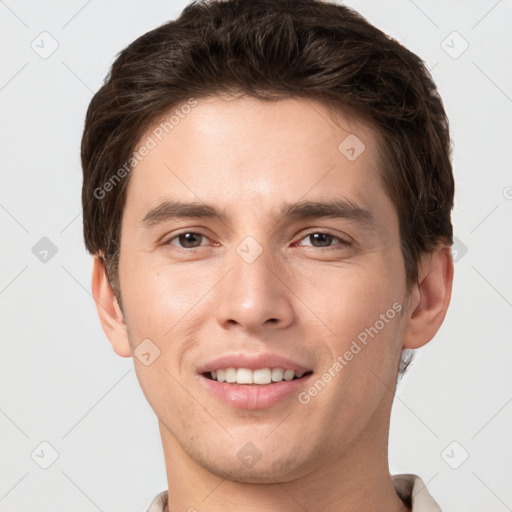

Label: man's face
[117,95,410,482]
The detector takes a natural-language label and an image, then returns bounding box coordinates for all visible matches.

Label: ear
[91,255,132,358]
[402,246,454,349]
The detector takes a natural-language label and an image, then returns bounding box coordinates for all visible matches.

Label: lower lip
[198,374,313,410]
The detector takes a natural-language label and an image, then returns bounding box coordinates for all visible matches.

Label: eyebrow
[141,198,375,229]
[142,201,228,227]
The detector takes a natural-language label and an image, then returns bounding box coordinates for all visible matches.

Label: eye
[297,231,350,249]
[167,232,210,249]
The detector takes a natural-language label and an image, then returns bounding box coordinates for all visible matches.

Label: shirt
[145,473,441,511]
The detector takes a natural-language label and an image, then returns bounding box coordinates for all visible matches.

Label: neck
[158,395,409,512]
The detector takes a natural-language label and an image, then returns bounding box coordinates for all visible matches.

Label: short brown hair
[81,0,454,298]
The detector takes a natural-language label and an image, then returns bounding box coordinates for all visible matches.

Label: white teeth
[237,368,253,384]
[253,368,272,384]
[208,367,308,385]
[271,368,284,382]
[283,370,295,381]
[225,367,237,383]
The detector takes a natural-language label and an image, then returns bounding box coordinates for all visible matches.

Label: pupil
[180,233,201,248]
[311,233,332,247]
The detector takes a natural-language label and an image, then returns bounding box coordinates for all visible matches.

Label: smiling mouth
[203,368,313,385]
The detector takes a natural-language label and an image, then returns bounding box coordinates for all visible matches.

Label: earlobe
[91,255,132,358]
[402,246,454,349]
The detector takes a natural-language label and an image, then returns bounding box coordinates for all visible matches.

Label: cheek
[294,256,406,399]
[119,262,208,416]
[121,258,199,330]
[120,256,218,376]
[295,257,403,333]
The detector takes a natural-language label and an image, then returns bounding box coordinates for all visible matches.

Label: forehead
[124,95,392,224]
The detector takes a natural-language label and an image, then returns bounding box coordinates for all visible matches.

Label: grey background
[1,0,511,510]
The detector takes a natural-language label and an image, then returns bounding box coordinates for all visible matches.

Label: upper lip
[197,353,312,374]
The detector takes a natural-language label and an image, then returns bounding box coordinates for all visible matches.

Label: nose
[213,244,295,334]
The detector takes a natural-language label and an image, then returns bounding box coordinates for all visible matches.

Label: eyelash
[164,230,351,251]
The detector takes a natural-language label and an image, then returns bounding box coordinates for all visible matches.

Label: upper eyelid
[298,228,350,240]
[166,230,211,245]
[295,231,351,247]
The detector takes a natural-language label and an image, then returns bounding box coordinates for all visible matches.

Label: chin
[191,443,317,484]
[202,460,301,484]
